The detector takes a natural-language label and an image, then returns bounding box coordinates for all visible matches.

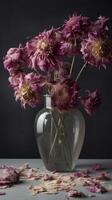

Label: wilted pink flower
[14,73,43,108]
[81,34,112,68]
[62,14,91,40]
[26,28,62,71]
[61,15,92,56]
[51,82,70,110]
[51,79,79,111]
[0,167,20,187]
[91,16,109,37]
[3,45,27,74]
[81,90,101,115]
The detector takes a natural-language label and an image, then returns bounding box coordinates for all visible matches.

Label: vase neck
[44,94,52,109]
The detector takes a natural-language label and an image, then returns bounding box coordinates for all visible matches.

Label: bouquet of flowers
[3,14,112,115]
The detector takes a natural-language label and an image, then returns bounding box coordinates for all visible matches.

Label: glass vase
[35,95,85,172]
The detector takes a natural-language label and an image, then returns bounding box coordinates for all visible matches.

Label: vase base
[43,160,76,172]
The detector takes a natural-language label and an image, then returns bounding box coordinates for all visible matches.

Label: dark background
[0,0,112,158]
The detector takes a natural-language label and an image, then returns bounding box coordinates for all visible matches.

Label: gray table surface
[0,159,112,200]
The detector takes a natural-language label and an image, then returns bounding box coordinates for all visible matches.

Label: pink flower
[14,73,43,108]
[81,34,112,69]
[51,79,79,111]
[91,16,109,37]
[26,28,62,71]
[81,90,101,115]
[0,167,20,187]
[62,14,91,40]
[3,45,27,74]
[61,14,92,56]
[57,64,70,79]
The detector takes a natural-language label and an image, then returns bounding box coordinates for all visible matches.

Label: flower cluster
[3,13,112,115]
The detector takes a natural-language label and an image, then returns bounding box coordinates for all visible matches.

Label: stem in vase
[48,113,61,157]
[59,112,72,167]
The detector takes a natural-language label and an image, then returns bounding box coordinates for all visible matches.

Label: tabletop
[0,159,112,200]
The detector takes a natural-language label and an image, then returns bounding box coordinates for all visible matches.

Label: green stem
[69,56,75,77]
[75,62,87,82]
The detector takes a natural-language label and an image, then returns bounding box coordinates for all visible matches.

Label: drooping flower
[91,16,109,37]
[51,79,79,111]
[14,73,43,108]
[62,14,91,40]
[81,34,112,68]
[3,45,27,74]
[26,28,62,71]
[81,90,101,115]
[60,15,92,56]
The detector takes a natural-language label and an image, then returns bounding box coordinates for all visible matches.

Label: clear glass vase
[35,95,85,172]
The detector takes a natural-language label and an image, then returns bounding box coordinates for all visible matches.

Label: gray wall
[0,0,112,158]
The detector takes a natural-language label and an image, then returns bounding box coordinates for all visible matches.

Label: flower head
[81,34,112,68]
[14,73,43,108]
[60,15,92,56]
[51,79,79,111]
[62,14,91,40]
[81,90,101,115]
[26,28,62,71]
[92,16,109,37]
[3,45,27,74]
